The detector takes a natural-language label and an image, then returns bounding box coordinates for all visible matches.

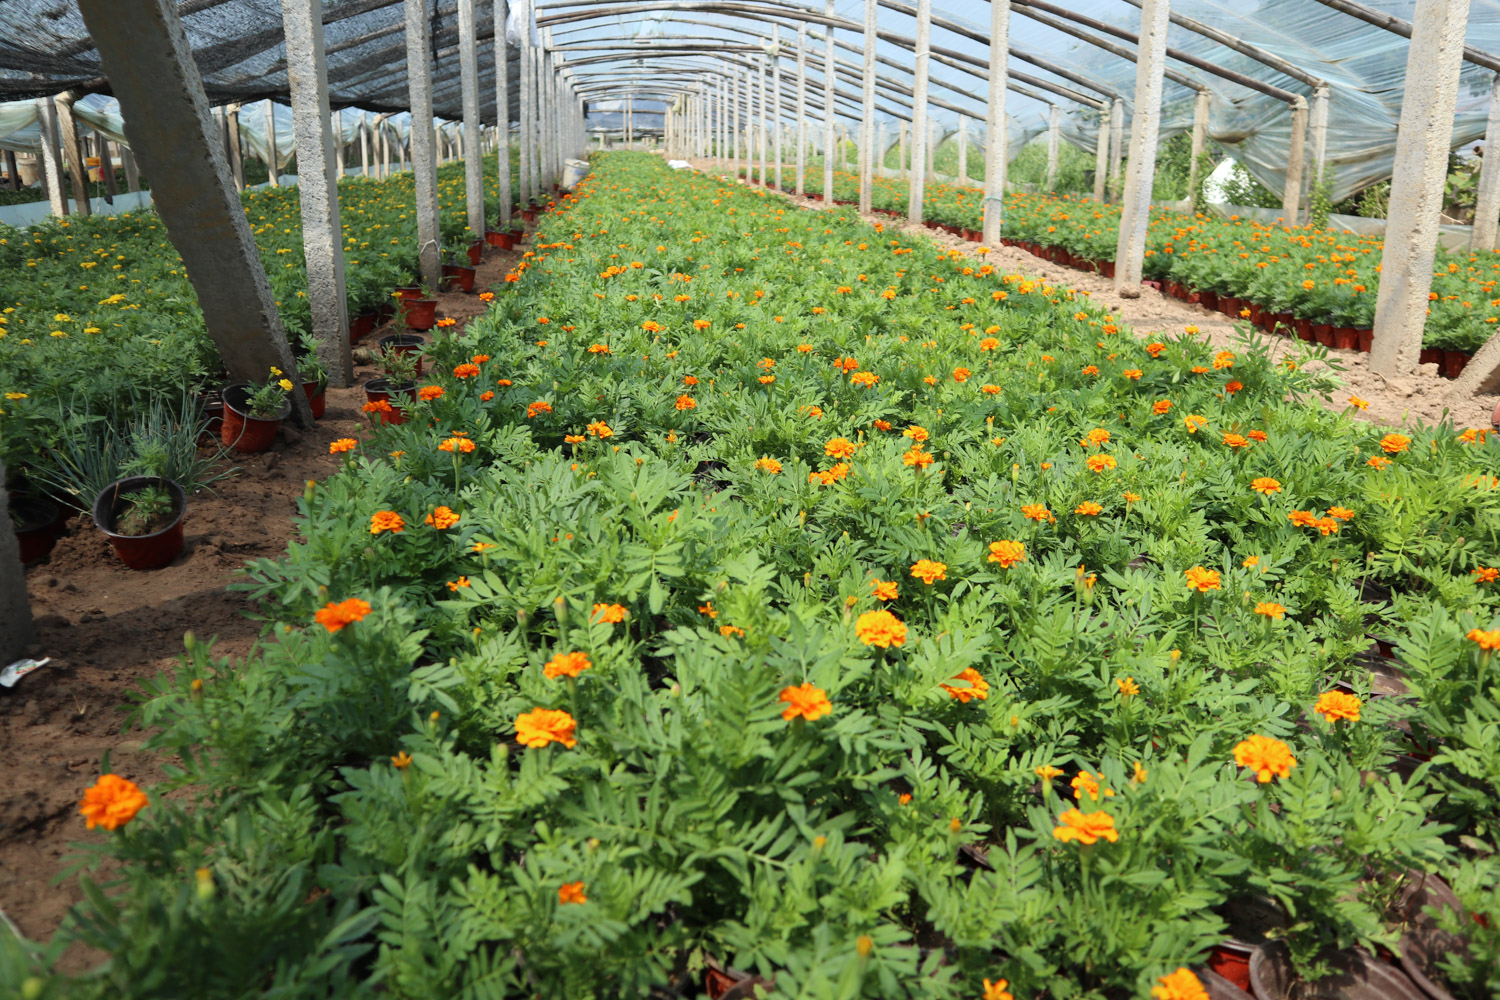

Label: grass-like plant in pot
[90,475,186,570]
[221,368,293,453]
[363,346,418,425]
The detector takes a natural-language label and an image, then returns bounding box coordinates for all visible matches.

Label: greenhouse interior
[4,0,1500,998]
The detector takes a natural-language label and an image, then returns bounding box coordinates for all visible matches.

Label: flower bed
[22,153,1500,1000]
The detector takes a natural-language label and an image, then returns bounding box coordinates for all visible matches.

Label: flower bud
[195,867,214,901]
[856,935,873,958]
[553,596,569,627]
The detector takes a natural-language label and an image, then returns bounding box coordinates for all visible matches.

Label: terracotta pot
[1418,347,1443,366]
[91,475,186,571]
[466,241,483,265]
[1144,279,1163,291]
[394,286,422,301]
[348,312,376,344]
[402,298,437,331]
[301,379,326,420]
[485,229,506,247]
[1314,324,1334,346]
[1249,303,1264,325]
[1333,326,1359,350]
[363,377,414,426]
[1357,328,1374,352]
[221,383,289,453]
[441,263,476,293]
[1209,941,1257,991]
[520,208,537,223]
[1442,350,1470,378]
[1276,311,1295,335]
[1221,296,1241,316]
[378,333,427,375]
[1100,260,1116,278]
[11,495,62,564]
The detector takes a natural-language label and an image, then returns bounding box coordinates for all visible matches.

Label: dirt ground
[698,160,1500,432]
[0,239,523,965]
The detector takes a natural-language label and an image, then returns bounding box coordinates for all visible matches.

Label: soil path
[695,160,1500,432]
[0,238,524,965]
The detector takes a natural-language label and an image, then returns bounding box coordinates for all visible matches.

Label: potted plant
[377,332,427,375]
[441,262,477,293]
[221,369,293,453]
[364,347,418,426]
[10,494,63,564]
[91,475,186,570]
[399,287,437,331]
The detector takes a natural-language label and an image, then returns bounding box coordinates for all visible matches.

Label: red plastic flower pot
[1332,326,1359,351]
[402,298,437,331]
[394,286,422,301]
[1295,317,1314,341]
[1219,296,1240,317]
[348,312,376,344]
[378,333,427,375]
[364,377,415,426]
[1314,324,1334,346]
[441,264,476,293]
[220,383,289,453]
[466,241,483,266]
[485,229,506,247]
[302,379,326,420]
[1207,941,1255,991]
[1418,347,1442,366]
[11,496,62,564]
[1357,328,1374,352]
[1443,349,1471,378]
[91,475,186,571]
[1100,261,1116,278]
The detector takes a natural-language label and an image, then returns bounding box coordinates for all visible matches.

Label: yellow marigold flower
[1184,566,1221,592]
[391,751,412,769]
[557,881,587,904]
[825,436,857,459]
[1233,734,1296,783]
[1085,454,1117,473]
[855,609,907,648]
[79,773,149,831]
[515,708,577,748]
[982,978,1013,1000]
[779,682,832,721]
[277,379,294,391]
[1053,808,1119,845]
[1116,676,1139,697]
[1075,501,1103,516]
[1380,433,1410,453]
[1254,601,1286,619]
[940,667,989,703]
[988,539,1026,567]
[1034,765,1063,782]
[1071,770,1114,802]
[910,559,947,585]
[1314,690,1361,723]
[1250,477,1281,495]
[1184,414,1207,433]
[1152,968,1209,1000]
[753,456,782,474]
[1133,761,1148,784]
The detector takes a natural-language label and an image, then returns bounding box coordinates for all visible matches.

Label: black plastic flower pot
[92,476,186,571]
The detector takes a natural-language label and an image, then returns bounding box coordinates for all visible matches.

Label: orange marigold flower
[1248,429,1267,442]
[1184,566,1221,592]
[1184,414,1207,433]
[719,624,745,638]
[1213,350,1236,369]
[855,609,907,648]
[779,682,833,721]
[478,291,494,302]
[980,337,1000,351]
[1222,433,1250,449]
[1326,506,1355,521]
[1314,690,1361,723]
[526,400,552,419]
[1191,365,1211,374]
[1081,365,1099,376]
[903,425,929,443]
[544,651,592,679]
[941,667,989,703]
[370,510,405,534]
[315,597,372,632]
[872,419,892,432]
[480,391,495,401]
[1075,501,1103,516]
[1021,503,1054,523]
[564,434,585,444]
[79,773,149,831]
[1071,770,1114,802]
[1053,808,1119,845]
[871,579,898,601]
[1086,454,1117,473]
[753,456,782,474]
[426,506,460,529]
[903,448,934,469]
[439,436,476,453]
[1348,395,1369,411]
[1116,676,1140,697]
[910,559,947,585]
[981,384,1002,395]
[988,539,1026,567]
[329,437,357,454]
[362,399,393,414]
[516,708,577,748]
[1234,734,1296,783]
[453,363,481,378]
[1123,368,1143,380]
[497,379,513,386]
[952,367,971,382]
[558,881,587,904]
[1081,428,1111,447]
[1473,566,1499,584]
[1255,601,1286,619]
[675,394,696,411]
[446,576,470,591]
[587,343,611,354]
[586,420,613,438]
[1153,400,1173,415]
[1380,433,1410,453]
[1250,477,1281,494]
[1367,455,1392,469]
[683,374,699,385]
[1145,342,1166,357]
[592,603,627,624]
[417,385,445,402]
[851,371,879,387]
[1152,968,1209,1000]
[825,436,857,459]
[1225,380,1244,394]
[1468,627,1500,650]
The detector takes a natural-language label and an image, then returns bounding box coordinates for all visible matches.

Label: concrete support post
[1188,88,1209,208]
[494,0,512,227]
[759,55,768,184]
[795,24,807,196]
[281,0,351,386]
[858,0,876,211]
[1109,97,1124,199]
[1092,103,1109,202]
[982,0,1010,244]
[1371,0,1473,376]
[35,98,66,218]
[0,459,34,665]
[76,0,312,424]
[909,0,930,230]
[732,74,741,180]
[264,99,279,186]
[122,141,142,193]
[877,120,886,174]
[334,111,345,178]
[1113,0,1170,298]
[1045,104,1060,192]
[822,0,836,201]
[459,0,485,238]
[899,121,907,174]
[1309,84,1330,199]
[1282,96,1308,223]
[957,115,967,183]
[359,111,370,178]
[1473,74,1500,250]
[54,92,92,216]
[101,138,119,201]
[404,0,442,291]
[519,11,535,205]
[397,120,406,173]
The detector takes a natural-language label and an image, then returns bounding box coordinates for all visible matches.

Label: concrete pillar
[520,22,535,203]
[334,111,345,178]
[281,0,351,386]
[1112,0,1170,298]
[101,138,119,202]
[1282,96,1307,223]
[35,99,67,219]
[899,121,907,174]
[822,0,836,201]
[458,0,485,237]
[1473,74,1500,250]
[759,55,768,184]
[122,140,142,193]
[1045,104,1060,192]
[1109,97,1124,199]
[359,111,369,178]
[75,0,313,424]
[263,99,279,186]
[397,119,406,173]
[1371,0,1474,376]
[0,460,35,665]
[795,23,807,196]
[956,115,967,184]
[983,3,1012,240]
[494,0,512,226]
[1092,103,1109,202]
[1188,89,1209,207]
[1310,84,1330,199]
[404,0,441,291]
[732,73,741,179]
[877,120,886,175]
[54,93,92,216]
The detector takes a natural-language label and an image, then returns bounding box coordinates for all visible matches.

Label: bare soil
[698,160,1500,432]
[0,239,524,966]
